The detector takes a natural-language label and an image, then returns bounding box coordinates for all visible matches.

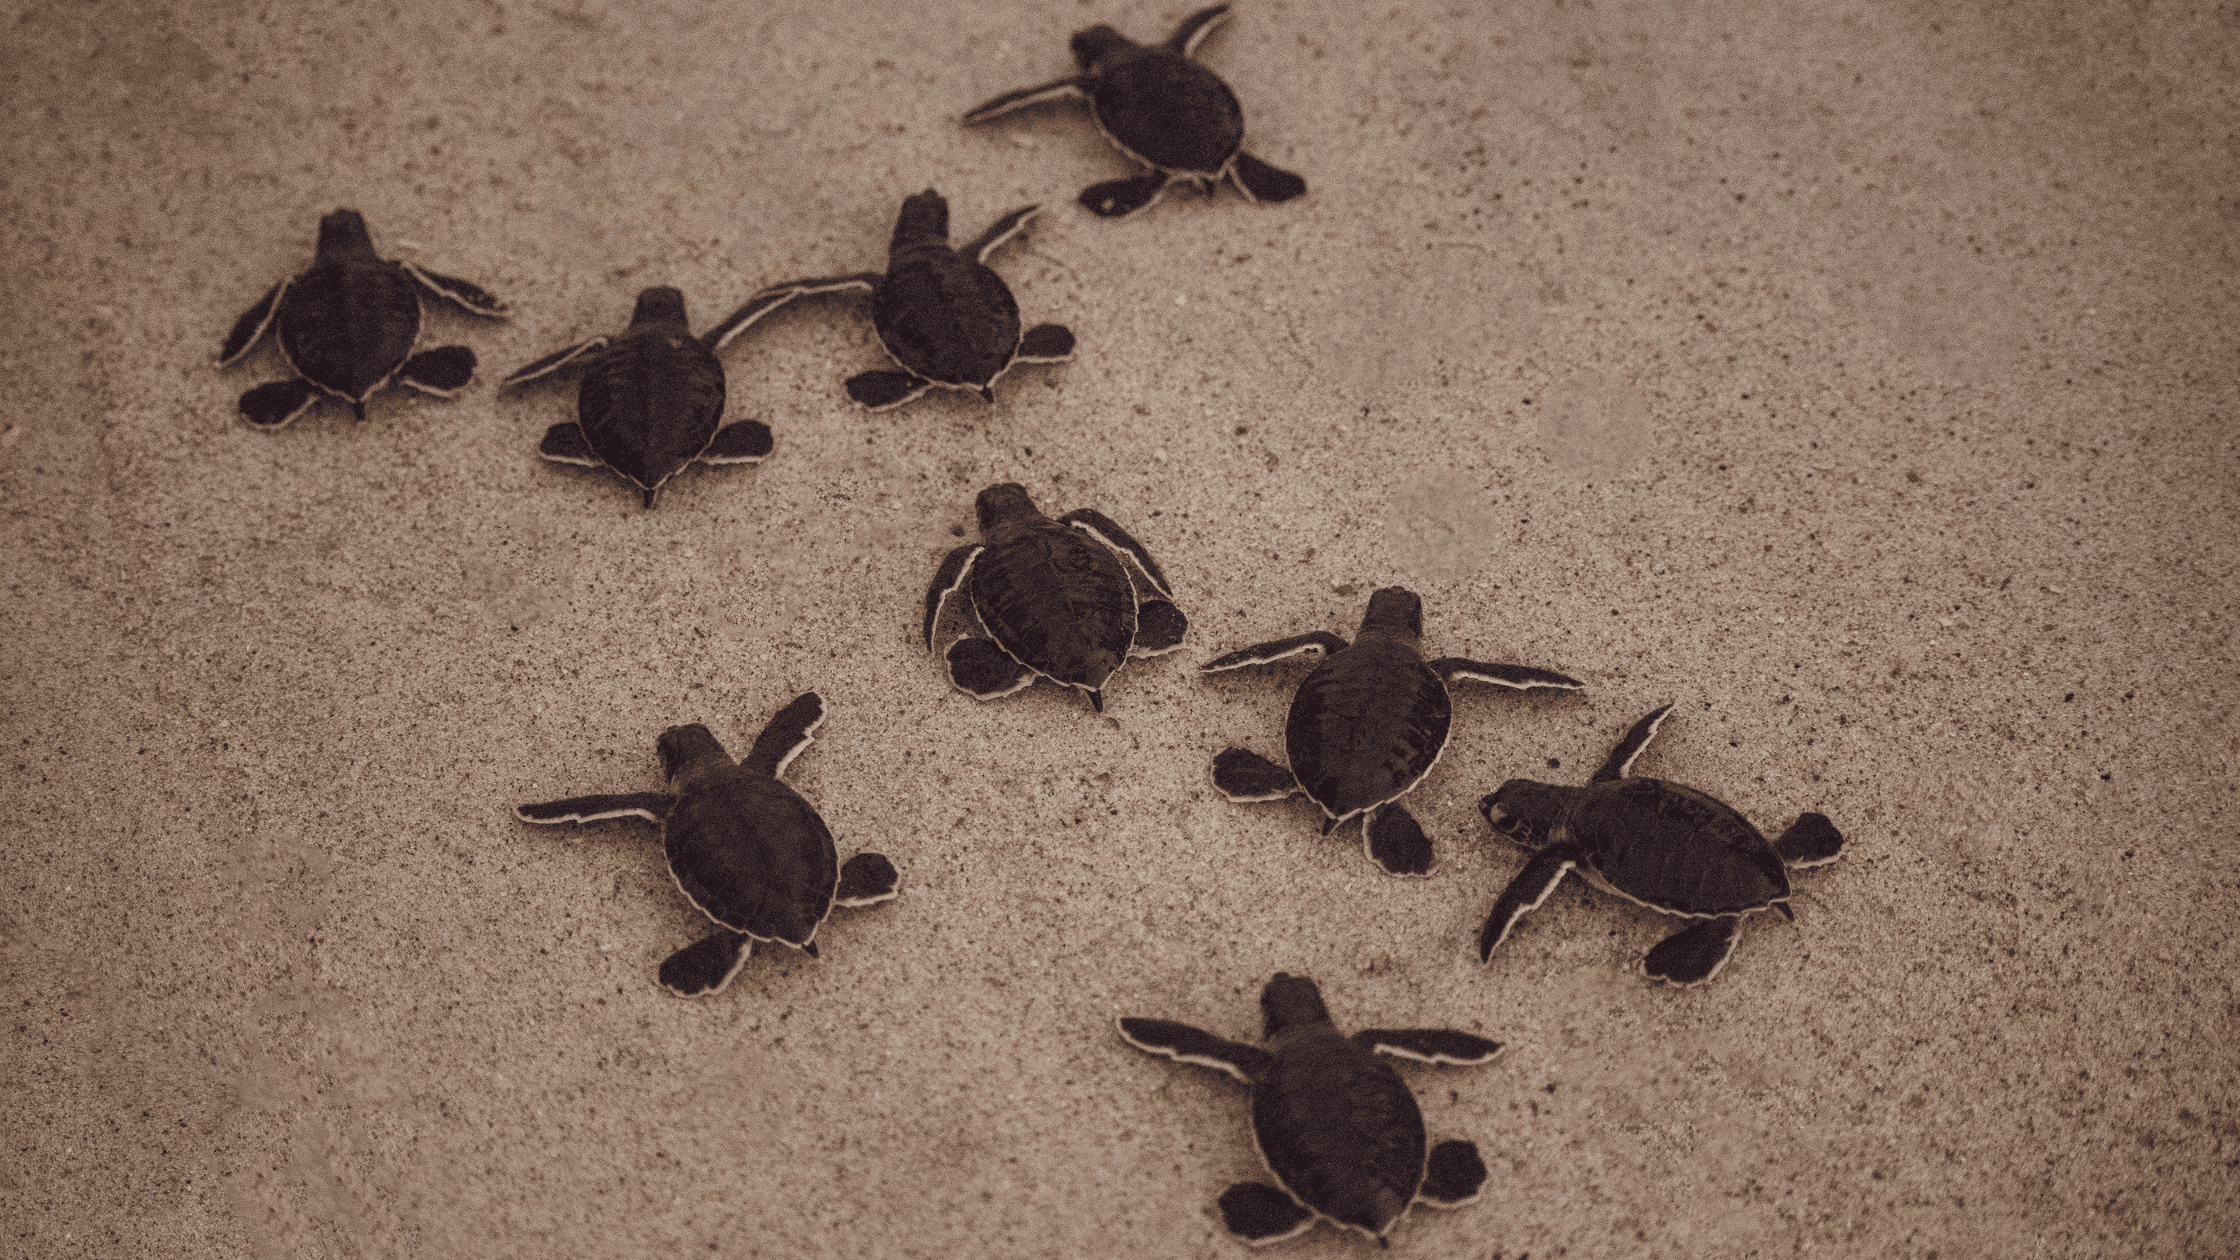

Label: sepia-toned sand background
[6,0,2235,1256]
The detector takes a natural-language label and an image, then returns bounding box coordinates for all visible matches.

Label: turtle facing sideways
[502,286,775,508]
[1119,973,1500,1247]
[219,209,508,428]
[1204,587,1583,877]
[515,693,898,997]
[1477,703,1846,986]
[965,4,1307,218]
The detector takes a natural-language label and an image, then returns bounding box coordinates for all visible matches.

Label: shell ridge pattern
[283,260,420,401]
[1091,54,1244,175]
[664,771,838,944]
[1253,1029,1425,1239]
[971,521,1134,689]
[576,333,726,489]
[1582,780,1788,915]
[1290,646,1451,819]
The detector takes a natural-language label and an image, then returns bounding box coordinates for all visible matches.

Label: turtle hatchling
[514,693,899,997]
[704,189,1074,410]
[1119,973,1500,1247]
[1477,703,1845,986]
[502,286,776,508]
[923,483,1186,712]
[964,3,1306,218]
[1204,586,1582,877]
[218,208,508,428]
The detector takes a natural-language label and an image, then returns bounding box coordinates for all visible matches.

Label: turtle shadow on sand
[1477,703,1846,986]
[514,693,898,997]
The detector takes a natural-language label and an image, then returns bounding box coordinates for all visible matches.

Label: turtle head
[1258,973,1333,1040]
[1358,587,1424,640]
[1070,25,1132,71]
[629,286,690,330]
[974,482,1041,531]
[656,724,733,783]
[1479,780,1570,849]
[314,209,379,264]
[892,189,951,251]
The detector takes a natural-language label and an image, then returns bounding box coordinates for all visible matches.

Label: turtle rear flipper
[1417,1141,1488,1207]
[1016,324,1075,362]
[1645,915,1743,986]
[537,422,602,468]
[1116,1017,1272,1082]
[1230,152,1307,204]
[659,929,752,997]
[1364,804,1435,878]
[239,379,322,429]
[699,420,773,465]
[1129,599,1188,657]
[1353,1029,1502,1066]
[947,637,1036,701]
[515,793,675,825]
[1775,812,1844,867]
[741,692,826,779]
[1212,747,1298,802]
[1428,657,1586,693]
[1591,703,1676,783]
[845,370,933,410]
[1081,173,1172,218]
[1478,843,1582,960]
[1061,507,1174,598]
[1217,1182,1315,1244]
[220,278,289,366]
[1201,631,1348,672]
[835,852,900,906]
[400,262,510,317]
[398,346,477,396]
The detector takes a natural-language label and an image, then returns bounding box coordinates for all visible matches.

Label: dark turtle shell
[1285,633,1452,824]
[660,727,839,947]
[573,290,730,503]
[1077,26,1245,176]
[875,192,1023,391]
[1567,777,1791,914]
[966,494,1139,696]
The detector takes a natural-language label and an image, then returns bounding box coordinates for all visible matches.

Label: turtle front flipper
[1201,631,1348,672]
[239,379,323,429]
[400,262,510,317]
[1590,703,1676,784]
[921,543,986,649]
[1353,1028,1503,1066]
[1216,1182,1315,1245]
[1644,915,1743,986]
[964,204,1041,264]
[961,75,1090,125]
[1016,324,1075,363]
[398,346,477,396]
[703,274,881,353]
[1116,1017,1272,1083]
[835,852,900,907]
[1478,842,1584,961]
[741,692,826,779]
[947,637,1036,701]
[504,337,611,387]
[220,278,289,366]
[1165,3,1233,56]
[1775,812,1844,868]
[1080,173,1173,219]
[515,792,676,825]
[844,369,934,410]
[658,929,752,997]
[699,420,774,465]
[1212,747,1298,802]
[1363,804,1435,878]
[1229,152,1308,205]
[1061,508,1175,598]
[1416,1141,1489,1208]
[1128,599,1189,657]
[1428,657,1586,693]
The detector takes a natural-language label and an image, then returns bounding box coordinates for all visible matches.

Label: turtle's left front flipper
[401,262,509,318]
[1430,658,1585,692]
[1353,1028,1503,1065]
[516,793,676,825]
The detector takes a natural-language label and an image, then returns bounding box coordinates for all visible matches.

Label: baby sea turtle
[1119,973,1500,1247]
[501,286,775,509]
[964,3,1307,218]
[218,208,508,428]
[1203,587,1583,878]
[1477,703,1846,986]
[514,693,899,997]
[703,190,1074,410]
[923,483,1186,713]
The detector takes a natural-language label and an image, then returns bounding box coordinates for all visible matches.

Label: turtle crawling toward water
[1204,587,1582,877]
[1119,973,1500,1247]
[515,693,898,996]
[218,208,507,428]
[502,286,775,508]
[965,4,1307,218]
[1477,703,1846,986]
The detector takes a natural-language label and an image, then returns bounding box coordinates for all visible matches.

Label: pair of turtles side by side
[1204,587,1584,877]
[514,693,898,997]
[923,483,1187,713]
[1120,973,1500,1247]
[219,209,509,428]
[502,286,776,508]
[1478,703,1846,986]
[703,189,1074,411]
[966,4,1307,219]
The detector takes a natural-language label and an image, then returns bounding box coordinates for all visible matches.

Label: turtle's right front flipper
[515,793,676,825]
[219,279,289,367]
[1201,631,1348,672]
[1477,843,1582,961]
[659,929,751,997]
[1116,1017,1272,1083]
